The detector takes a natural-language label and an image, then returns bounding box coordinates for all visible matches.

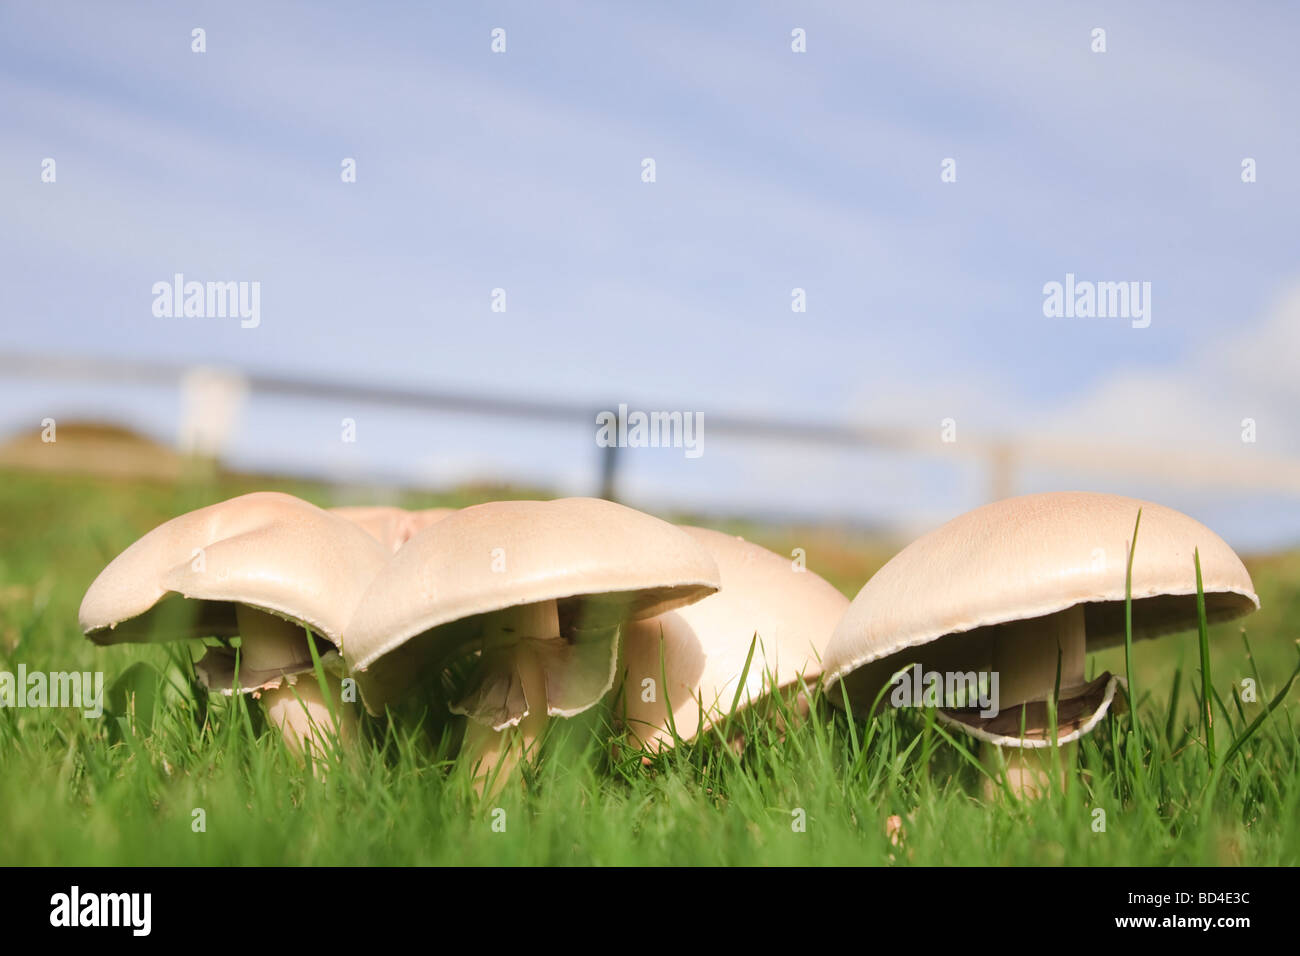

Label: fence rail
[3,352,1299,501]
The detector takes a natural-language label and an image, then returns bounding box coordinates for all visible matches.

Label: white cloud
[1045,282,1300,454]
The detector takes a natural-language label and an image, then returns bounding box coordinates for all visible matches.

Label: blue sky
[2,1,1298,548]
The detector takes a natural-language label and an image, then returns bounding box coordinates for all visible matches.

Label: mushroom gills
[234,605,317,674]
[451,600,621,793]
[195,604,335,694]
[936,604,1119,744]
[190,605,355,762]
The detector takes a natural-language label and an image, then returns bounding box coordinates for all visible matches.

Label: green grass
[2,468,1298,865]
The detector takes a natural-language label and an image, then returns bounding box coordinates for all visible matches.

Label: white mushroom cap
[822,492,1258,714]
[406,507,455,538]
[329,505,454,554]
[79,491,390,669]
[343,498,721,712]
[619,526,848,751]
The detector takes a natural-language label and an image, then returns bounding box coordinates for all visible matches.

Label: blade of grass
[656,629,681,750]
[1193,548,1215,767]
[1219,655,1300,766]
[1123,508,1143,758]
[1163,663,1182,747]
[728,633,760,718]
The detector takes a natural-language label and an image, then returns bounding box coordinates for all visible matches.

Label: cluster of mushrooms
[78,490,1259,797]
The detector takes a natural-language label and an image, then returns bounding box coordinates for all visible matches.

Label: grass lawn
[1,468,1297,865]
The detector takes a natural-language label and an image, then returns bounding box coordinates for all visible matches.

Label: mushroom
[618,527,848,754]
[329,505,454,554]
[342,498,721,791]
[79,492,390,761]
[820,492,1259,798]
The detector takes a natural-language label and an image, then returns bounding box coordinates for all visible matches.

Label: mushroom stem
[988,604,1087,708]
[982,740,1077,800]
[232,605,352,760]
[262,671,355,763]
[463,601,560,796]
[234,604,314,673]
[977,604,1086,799]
